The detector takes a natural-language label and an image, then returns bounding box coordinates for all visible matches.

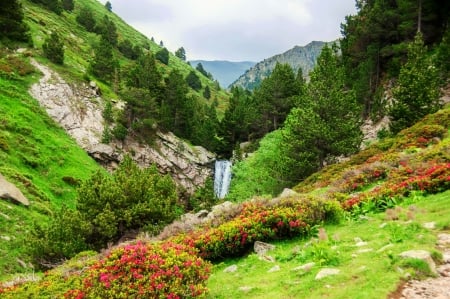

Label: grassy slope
[207,106,450,298]
[207,191,449,298]
[0,57,101,278]
[22,0,230,112]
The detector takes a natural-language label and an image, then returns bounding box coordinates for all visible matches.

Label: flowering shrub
[79,241,210,298]
[173,197,342,260]
[343,162,450,211]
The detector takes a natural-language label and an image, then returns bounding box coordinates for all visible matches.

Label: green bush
[77,156,181,249]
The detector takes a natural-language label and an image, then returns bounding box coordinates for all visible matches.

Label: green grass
[0,59,101,279]
[207,191,450,298]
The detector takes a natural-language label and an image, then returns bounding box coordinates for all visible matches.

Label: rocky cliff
[29,59,215,194]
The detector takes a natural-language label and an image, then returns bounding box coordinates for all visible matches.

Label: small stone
[422,222,436,229]
[0,212,10,220]
[259,255,276,263]
[268,265,280,273]
[17,258,27,268]
[379,222,388,228]
[437,233,450,246]
[315,268,340,280]
[357,248,373,254]
[1,235,11,241]
[223,265,238,273]
[238,286,253,293]
[292,262,315,272]
[377,243,394,253]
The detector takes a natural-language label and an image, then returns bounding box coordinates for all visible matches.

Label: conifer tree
[389,33,441,134]
[175,47,186,60]
[90,37,117,83]
[0,0,31,43]
[42,32,64,64]
[155,47,169,65]
[282,45,362,181]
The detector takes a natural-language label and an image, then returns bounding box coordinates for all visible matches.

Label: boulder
[399,250,437,275]
[254,241,276,255]
[315,268,340,280]
[0,174,29,206]
[223,265,238,273]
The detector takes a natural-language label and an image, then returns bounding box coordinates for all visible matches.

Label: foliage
[188,178,218,212]
[89,37,117,83]
[62,0,74,12]
[186,70,202,91]
[175,47,186,61]
[389,33,441,134]
[282,45,362,181]
[76,241,210,299]
[42,32,64,65]
[30,205,92,266]
[76,156,180,249]
[104,1,112,12]
[0,0,31,44]
[155,47,170,65]
[76,7,96,32]
[172,197,342,260]
[117,39,139,60]
[228,130,289,201]
[96,15,118,47]
[29,0,62,15]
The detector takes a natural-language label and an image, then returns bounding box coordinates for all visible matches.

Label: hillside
[230,41,326,90]
[189,60,256,89]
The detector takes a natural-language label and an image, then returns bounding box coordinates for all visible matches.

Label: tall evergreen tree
[42,32,64,65]
[97,15,117,46]
[90,37,117,83]
[186,70,202,91]
[253,63,301,136]
[175,47,186,61]
[105,1,112,12]
[282,45,362,181]
[0,0,31,43]
[127,52,162,98]
[389,33,441,134]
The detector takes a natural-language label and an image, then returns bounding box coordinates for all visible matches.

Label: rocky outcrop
[29,59,215,194]
[0,174,30,206]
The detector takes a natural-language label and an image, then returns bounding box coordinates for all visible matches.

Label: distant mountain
[230,41,327,90]
[189,60,256,89]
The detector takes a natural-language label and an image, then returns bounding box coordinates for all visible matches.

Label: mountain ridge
[230,40,327,90]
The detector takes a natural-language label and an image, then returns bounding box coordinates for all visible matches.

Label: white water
[214,160,232,199]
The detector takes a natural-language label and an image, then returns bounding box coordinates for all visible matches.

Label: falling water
[214,160,232,199]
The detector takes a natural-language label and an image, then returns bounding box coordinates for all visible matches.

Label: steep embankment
[29,59,215,194]
[0,53,101,278]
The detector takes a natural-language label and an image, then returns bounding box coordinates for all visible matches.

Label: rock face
[29,59,215,194]
[0,174,30,206]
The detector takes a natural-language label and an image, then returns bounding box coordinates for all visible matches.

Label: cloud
[100,0,356,61]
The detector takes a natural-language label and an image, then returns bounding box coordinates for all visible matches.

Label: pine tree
[155,47,169,65]
[90,37,117,83]
[127,52,162,98]
[389,33,441,134]
[0,0,31,43]
[76,7,96,32]
[105,1,112,12]
[42,32,64,64]
[282,45,362,181]
[186,70,202,91]
[175,47,186,61]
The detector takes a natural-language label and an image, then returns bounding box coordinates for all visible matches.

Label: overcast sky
[98,0,357,62]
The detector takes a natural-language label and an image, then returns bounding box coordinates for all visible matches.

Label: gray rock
[268,265,280,273]
[437,233,450,247]
[1,235,11,241]
[238,286,253,292]
[399,250,437,275]
[223,265,238,273]
[29,59,216,195]
[377,243,394,253]
[422,222,436,229]
[315,268,340,280]
[292,262,315,272]
[0,174,29,206]
[254,241,276,255]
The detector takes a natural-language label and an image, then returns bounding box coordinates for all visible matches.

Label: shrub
[172,196,342,260]
[78,241,210,298]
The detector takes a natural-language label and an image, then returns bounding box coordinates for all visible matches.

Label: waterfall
[214,160,232,199]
